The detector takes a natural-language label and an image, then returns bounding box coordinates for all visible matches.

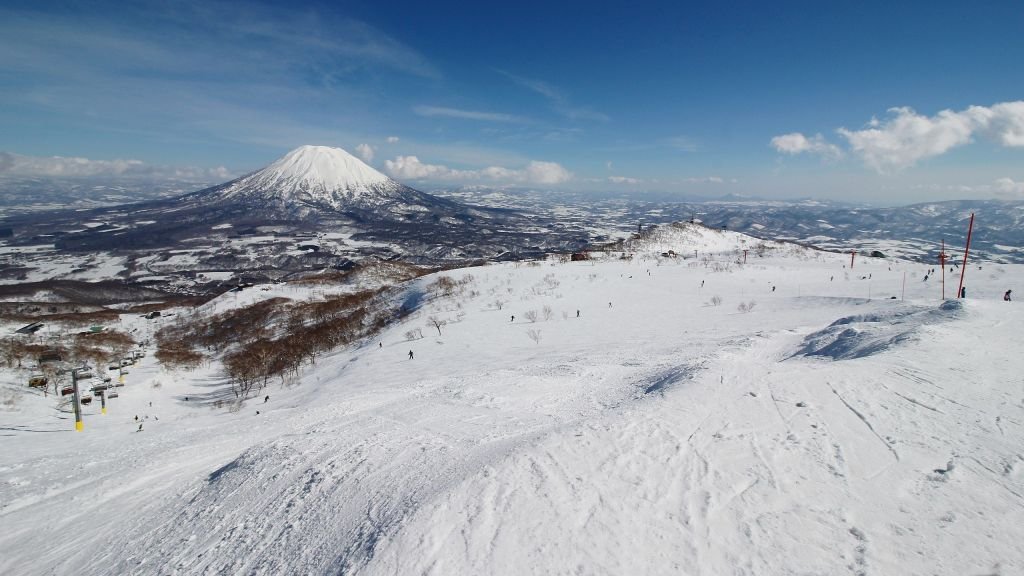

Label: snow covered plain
[1,227,1022,575]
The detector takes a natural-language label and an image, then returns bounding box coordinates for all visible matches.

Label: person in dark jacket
[1005,289,1012,301]
[408,350,414,360]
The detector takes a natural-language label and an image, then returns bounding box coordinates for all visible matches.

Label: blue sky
[2,0,1023,203]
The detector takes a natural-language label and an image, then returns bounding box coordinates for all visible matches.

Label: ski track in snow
[1,243,1023,576]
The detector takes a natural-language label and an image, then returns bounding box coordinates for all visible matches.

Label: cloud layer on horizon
[384,155,572,185]
[0,151,233,181]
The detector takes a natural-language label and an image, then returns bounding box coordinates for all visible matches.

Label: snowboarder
[408,350,414,360]
[264,395,269,403]
[1004,290,1012,301]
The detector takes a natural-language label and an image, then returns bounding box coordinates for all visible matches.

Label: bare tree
[737,301,756,313]
[404,328,424,341]
[427,316,447,335]
[542,305,553,321]
[709,295,722,306]
[527,329,542,344]
[523,310,539,323]
[493,299,504,310]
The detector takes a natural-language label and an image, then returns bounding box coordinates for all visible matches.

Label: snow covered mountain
[0,146,589,266]
[184,145,456,218]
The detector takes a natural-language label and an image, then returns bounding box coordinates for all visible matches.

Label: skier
[408,350,414,360]
[1005,290,1012,302]
[511,315,515,322]
[264,395,269,403]
[379,342,382,349]
[137,423,143,432]
[576,310,580,318]
[960,286,966,298]
[772,286,776,292]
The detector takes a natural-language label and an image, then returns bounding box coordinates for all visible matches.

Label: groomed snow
[1,230,1022,575]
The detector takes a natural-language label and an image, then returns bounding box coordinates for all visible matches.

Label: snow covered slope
[1,233,1022,575]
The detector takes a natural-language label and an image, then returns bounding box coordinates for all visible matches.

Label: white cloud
[770,132,843,159]
[413,105,527,123]
[683,176,726,184]
[836,107,983,172]
[523,161,572,184]
[608,175,642,184]
[994,177,1024,198]
[384,155,572,185]
[0,151,234,181]
[830,101,1024,172]
[386,136,400,143]
[355,143,375,163]
[985,101,1024,146]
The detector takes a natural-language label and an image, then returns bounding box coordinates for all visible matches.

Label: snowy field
[1,227,1022,575]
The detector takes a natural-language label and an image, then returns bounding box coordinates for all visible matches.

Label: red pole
[743,249,748,264]
[850,250,856,269]
[957,213,974,299]
[939,239,946,300]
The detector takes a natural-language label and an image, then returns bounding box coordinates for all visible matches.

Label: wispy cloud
[0,2,439,155]
[413,105,529,123]
[498,70,609,122]
[385,156,572,185]
[664,136,700,152]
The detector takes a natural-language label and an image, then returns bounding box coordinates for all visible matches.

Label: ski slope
[1,230,1022,575]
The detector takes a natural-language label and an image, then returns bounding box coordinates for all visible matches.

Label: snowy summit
[196,145,411,212]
